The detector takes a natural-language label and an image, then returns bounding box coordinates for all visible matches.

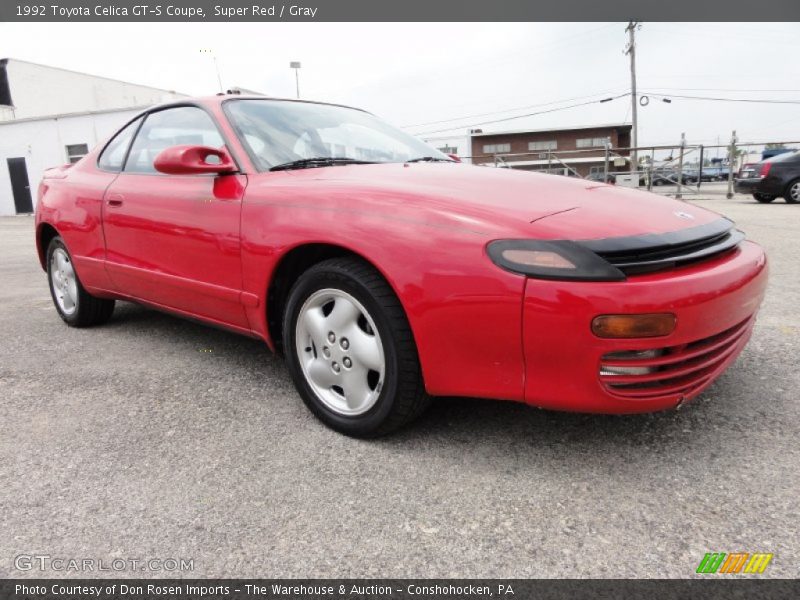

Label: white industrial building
[0,59,185,215]
[420,133,472,163]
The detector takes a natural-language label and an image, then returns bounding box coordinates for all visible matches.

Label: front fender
[240,198,527,401]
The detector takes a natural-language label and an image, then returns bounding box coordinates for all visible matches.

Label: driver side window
[125,106,225,174]
[98,116,143,172]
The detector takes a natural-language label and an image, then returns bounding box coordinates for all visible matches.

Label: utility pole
[727,130,737,199]
[676,132,686,199]
[625,21,639,175]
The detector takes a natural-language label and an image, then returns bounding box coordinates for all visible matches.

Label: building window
[576,137,611,149]
[438,145,458,155]
[528,140,557,151]
[483,143,510,154]
[66,144,89,164]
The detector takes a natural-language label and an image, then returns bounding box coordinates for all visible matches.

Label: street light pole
[290,61,301,99]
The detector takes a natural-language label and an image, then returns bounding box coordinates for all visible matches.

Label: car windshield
[224,99,450,171]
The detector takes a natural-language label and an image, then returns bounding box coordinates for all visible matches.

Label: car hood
[259,163,723,240]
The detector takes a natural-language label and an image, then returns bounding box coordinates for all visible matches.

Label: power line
[401,89,627,129]
[644,92,800,105]
[413,94,630,136]
[408,86,800,137]
[641,87,800,93]
[646,24,798,43]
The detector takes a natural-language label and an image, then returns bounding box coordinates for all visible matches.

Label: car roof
[151,94,370,114]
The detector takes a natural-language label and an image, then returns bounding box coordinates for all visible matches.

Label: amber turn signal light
[591,313,676,338]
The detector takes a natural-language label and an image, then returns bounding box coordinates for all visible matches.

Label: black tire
[46,236,115,327]
[282,257,429,437]
[753,193,776,203]
[783,179,800,204]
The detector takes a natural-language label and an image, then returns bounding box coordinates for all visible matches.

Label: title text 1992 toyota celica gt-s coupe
[35,95,768,436]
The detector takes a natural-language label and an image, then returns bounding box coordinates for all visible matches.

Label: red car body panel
[101,172,250,328]
[522,240,766,412]
[35,96,768,413]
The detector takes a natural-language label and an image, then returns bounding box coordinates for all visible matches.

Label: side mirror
[447,153,462,163]
[154,145,237,175]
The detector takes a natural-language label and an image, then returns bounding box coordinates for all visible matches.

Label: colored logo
[696,552,773,574]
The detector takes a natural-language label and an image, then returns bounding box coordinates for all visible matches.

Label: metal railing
[459,135,800,198]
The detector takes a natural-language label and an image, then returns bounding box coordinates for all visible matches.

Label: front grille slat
[599,231,731,263]
[600,336,741,386]
[601,320,749,369]
[605,230,744,274]
[577,218,744,276]
[607,375,713,399]
[599,317,754,400]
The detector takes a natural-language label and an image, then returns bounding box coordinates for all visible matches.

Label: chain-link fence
[461,135,800,199]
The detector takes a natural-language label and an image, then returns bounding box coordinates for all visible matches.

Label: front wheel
[283,257,429,437]
[47,236,115,327]
[753,193,776,203]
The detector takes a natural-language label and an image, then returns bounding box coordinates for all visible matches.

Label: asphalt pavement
[0,190,797,578]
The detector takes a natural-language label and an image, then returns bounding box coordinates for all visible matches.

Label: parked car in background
[35,95,768,436]
[651,171,697,186]
[586,172,616,184]
[681,169,701,184]
[738,162,759,178]
[762,147,796,160]
[735,150,800,203]
[698,166,729,181]
[694,167,726,182]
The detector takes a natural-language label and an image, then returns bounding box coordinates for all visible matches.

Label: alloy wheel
[50,247,78,316]
[295,288,385,416]
[791,182,800,203]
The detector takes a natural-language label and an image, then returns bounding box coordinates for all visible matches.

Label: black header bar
[2,579,800,600]
[2,0,800,22]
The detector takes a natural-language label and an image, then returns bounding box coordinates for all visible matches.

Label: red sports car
[35,95,768,436]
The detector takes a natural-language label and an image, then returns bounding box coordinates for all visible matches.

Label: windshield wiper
[269,157,376,171]
[406,156,453,163]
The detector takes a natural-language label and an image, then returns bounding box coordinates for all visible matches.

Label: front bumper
[521,240,768,413]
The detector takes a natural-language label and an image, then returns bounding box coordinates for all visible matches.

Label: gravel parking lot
[0,191,798,578]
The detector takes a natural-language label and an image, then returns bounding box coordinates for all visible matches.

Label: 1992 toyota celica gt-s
[35,95,768,436]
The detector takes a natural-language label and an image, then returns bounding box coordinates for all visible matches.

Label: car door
[102,105,250,329]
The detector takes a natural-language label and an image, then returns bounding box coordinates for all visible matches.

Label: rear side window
[124,107,224,174]
[765,151,800,163]
[98,117,143,172]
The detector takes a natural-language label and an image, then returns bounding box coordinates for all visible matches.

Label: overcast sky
[2,22,799,148]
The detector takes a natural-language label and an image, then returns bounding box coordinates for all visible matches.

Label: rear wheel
[283,257,429,437]
[753,193,776,203]
[47,237,115,327]
[784,179,800,204]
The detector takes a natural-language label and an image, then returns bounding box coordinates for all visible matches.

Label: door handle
[107,194,124,207]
